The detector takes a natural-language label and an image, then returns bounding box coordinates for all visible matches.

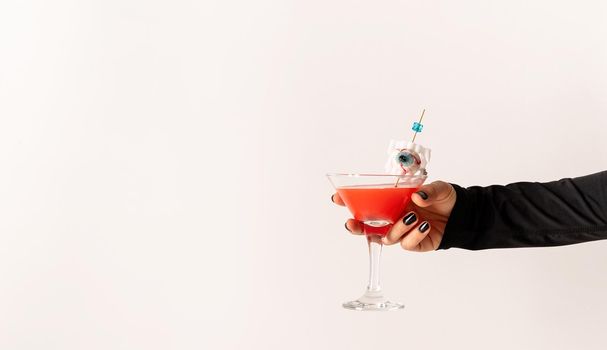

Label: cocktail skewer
[395,109,426,187]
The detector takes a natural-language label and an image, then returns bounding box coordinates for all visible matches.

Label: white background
[1,0,607,349]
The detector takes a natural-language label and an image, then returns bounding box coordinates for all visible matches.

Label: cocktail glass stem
[342,224,404,311]
[366,234,383,293]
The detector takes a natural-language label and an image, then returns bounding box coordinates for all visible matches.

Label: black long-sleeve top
[438,170,607,250]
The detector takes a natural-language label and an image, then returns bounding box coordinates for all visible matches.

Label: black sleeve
[438,171,607,250]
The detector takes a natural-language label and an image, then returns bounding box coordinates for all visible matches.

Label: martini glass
[327,173,427,311]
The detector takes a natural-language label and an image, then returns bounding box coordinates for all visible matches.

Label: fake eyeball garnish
[395,149,421,174]
[396,151,416,167]
[385,140,431,175]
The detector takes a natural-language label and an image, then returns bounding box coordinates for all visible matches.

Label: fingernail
[403,212,417,225]
[344,222,352,232]
[416,191,428,200]
[331,194,335,203]
[419,221,430,233]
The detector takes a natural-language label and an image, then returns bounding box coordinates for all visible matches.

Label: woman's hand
[331,181,456,252]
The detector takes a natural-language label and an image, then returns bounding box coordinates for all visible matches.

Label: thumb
[411,180,454,208]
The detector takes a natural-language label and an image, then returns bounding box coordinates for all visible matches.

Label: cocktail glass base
[342,289,404,311]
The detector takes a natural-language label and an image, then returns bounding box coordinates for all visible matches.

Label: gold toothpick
[411,109,425,143]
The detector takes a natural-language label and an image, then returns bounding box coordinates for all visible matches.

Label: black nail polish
[403,212,417,225]
[331,194,335,203]
[419,221,430,233]
[344,222,352,232]
[417,191,428,200]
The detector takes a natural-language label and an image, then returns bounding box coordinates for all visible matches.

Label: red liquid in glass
[336,186,419,235]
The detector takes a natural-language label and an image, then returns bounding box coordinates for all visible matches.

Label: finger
[345,219,363,235]
[412,181,454,208]
[382,211,418,245]
[418,229,440,252]
[400,221,431,251]
[331,193,345,206]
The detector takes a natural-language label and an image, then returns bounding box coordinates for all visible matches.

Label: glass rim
[326,172,428,178]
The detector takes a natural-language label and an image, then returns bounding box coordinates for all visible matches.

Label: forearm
[438,171,607,250]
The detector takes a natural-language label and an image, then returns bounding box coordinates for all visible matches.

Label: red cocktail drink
[336,185,419,235]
